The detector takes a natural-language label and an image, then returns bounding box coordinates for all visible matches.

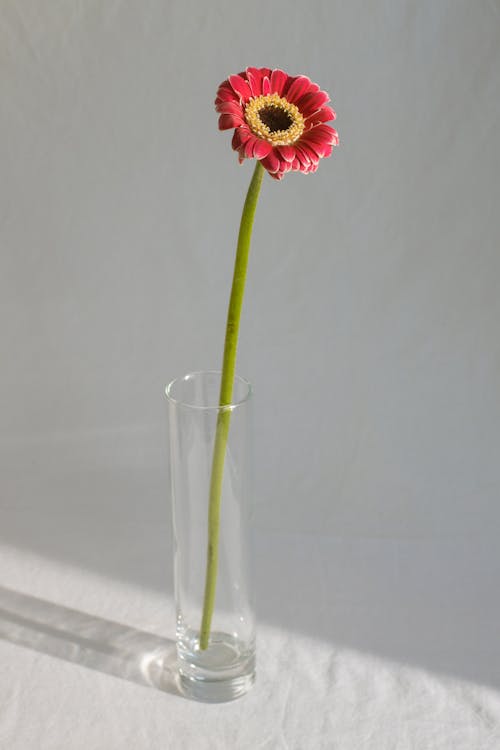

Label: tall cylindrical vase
[166,370,255,702]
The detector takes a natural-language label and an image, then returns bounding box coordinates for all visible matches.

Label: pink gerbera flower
[215,67,339,180]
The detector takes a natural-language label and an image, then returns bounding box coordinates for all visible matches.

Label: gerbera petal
[300,136,331,159]
[279,158,293,173]
[229,74,252,102]
[270,69,288,96]
[253,139,273,159]
[238,126,253,142]
[276,145,296,163]
[306,81,320,94]
[304,106,336,126]
[293,143,311,165]
[261,150,281,174]
[232,128,245,150]
[236,133,271,160]
[232,126,252,150]
[296,143,319,166]
[296,90,330,116]
[243,134,275,160]
[218,113,242,131]
[245,67,272,95]
[232,129,241,150]
[215,86,239,104]
[304,123,339,145]
[245,67,263,97]
[284,76,313,104]
[243,135,259,159]
[216,101,245,119]
[261,75,271,95]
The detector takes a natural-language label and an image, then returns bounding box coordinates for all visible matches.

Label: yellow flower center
[244,94,305,146]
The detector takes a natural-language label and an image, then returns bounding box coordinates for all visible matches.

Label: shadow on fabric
[0,586,180,697]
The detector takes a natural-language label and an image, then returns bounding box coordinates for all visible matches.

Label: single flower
[199,67,339,652]
[215,66,339,180]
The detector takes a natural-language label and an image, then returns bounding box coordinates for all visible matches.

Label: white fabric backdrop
[1,0,499,747]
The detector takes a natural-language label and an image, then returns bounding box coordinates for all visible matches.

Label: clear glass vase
[166,370,255,702]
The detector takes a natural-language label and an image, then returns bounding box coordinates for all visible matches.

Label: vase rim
[165,370,252,411]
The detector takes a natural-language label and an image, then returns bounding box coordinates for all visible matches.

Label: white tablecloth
[1,533,499,749]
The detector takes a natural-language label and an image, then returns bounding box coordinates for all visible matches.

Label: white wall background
[1,0,499,682]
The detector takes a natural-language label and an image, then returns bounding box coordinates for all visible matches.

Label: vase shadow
[0,586,180,697]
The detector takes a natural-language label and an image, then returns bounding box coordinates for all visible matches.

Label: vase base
[175,628,255,702]
[178,670,255,703]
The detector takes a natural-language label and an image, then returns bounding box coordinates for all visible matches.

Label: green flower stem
[199,160,265,650]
